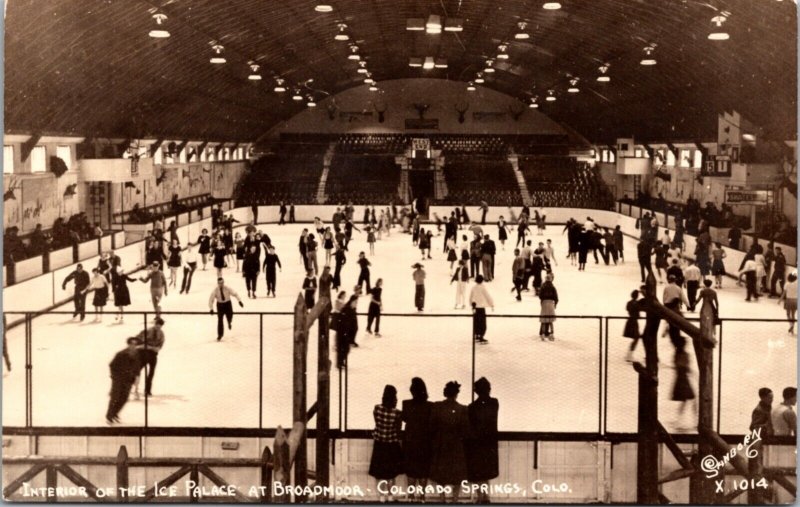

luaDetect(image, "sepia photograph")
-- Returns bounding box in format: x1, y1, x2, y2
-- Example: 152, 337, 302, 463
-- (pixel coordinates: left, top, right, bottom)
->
1, 0, 797, 504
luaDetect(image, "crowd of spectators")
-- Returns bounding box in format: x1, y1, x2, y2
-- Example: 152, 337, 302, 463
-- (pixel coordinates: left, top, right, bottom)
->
4, 212, 101, 265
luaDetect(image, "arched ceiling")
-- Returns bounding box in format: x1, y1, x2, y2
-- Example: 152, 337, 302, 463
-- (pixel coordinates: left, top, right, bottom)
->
4, 0, 797, 144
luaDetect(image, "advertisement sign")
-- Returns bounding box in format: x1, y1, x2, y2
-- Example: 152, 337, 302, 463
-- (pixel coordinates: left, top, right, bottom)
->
725, 189, 769, 205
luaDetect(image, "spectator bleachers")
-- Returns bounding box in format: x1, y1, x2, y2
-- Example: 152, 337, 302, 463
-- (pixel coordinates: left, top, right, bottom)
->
520, 156, 614, 209
442, 155, 522, 206
335, 134, 409, 154
236, 153, 324, 205
326, 154, 401, 204
432, 135, 508, 155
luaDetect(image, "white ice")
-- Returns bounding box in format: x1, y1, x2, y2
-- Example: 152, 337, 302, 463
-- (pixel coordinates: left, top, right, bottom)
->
2, 220, 796, 435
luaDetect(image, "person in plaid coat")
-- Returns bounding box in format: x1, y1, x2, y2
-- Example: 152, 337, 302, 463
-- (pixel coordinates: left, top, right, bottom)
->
369, 385, 403, 501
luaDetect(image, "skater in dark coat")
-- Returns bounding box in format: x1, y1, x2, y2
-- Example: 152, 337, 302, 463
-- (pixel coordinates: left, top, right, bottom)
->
341, 295, 360, 347
106, 337, 142, 424
262, 246, 281, 297
672, 344, 696, 430
63, 264, 91, 321
242, 245, 260, 298
369, 385, 404, 502
402, 378, 433, 500
111, 265, 136, 323
333, 246, 346, 291
577, 229, 591, 271
196, 229, 211, 270
429, 381, 470, 503
624, 289, 641, 361
466, 377, 499, 503
302, 269, 317, 309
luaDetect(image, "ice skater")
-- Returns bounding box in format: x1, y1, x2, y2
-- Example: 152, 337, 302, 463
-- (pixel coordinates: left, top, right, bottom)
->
357, 252, 371, 292
497, 216, 510, 250
140, 262, 168, 317
208, 277, 244, 341
511, 249, 525, 301
367, 224, 377, 256
366, 279, 383, 337
242, 245, 260, 298
413, 263, 426, 311
111, 263, 136, 322
131, 317, 165, 399
624, 290, 641, 361
212, 236, 228, 277
62, 263, 91, 321
302, 269, 318, 309
263, 246, 282, 297
470, 275, 494, 343
106, 336, 142, 425
197, 228, 211, 270
166, 239, 182, 288
451, 259, 469, 309
83, 268, 111, 322
778, 273, 797, 333
180, 244, 198, 294
671, 344, 696, 431
538, 272, 558, 340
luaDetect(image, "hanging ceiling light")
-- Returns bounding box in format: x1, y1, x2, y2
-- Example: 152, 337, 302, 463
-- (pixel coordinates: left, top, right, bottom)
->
708, 13, 730, 40
348, 45, 360, 60
406, 18, 425, 31
292, 90, 304, 101
596, 63, 611, 82
529, 97, 539, 108
640, 43, 657, 65
409, 57, 423, 68
484, 59, 495, 73
434, 58, 448, 68
496, 44, 509, 60
315, 4, 333, 12
247, 63, 262, 80
369, 84, 379, 91
543, 2, 562, 9
209, 43, 226, 64
546, 89, 556, 101
364, 74, 375, 84
568, 77, 580, 93
148, 12, 170, 38
274, 78, 286, 92
357, 61, 369, 73
474, 72, 485, 84
307, 96, 317, 107
444, 18, 463, 31
467, 82, 476, 91
515, 21, 530, 40
425, 14, 442, 34
423, 56, 435, 69
335, 23, 349, 41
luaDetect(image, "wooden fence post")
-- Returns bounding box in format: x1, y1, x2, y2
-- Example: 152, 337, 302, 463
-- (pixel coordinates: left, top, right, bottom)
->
46, 465, 58, 502
293, 294, 308, 502
316, 301, 331, 501
272, 427, 290, 503
116, 446, 129, 503
260, 446, 272, 504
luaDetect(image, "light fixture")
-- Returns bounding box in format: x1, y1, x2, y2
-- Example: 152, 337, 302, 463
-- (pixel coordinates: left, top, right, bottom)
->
423, 56, 435, 69
444, 18, 463, 31
514, 21, 530, 40
307, 96, 317, 107
484, 59, 495, 73
742, 133, 756, 141
357, 61, 369, 73
248, 63, 261, 80
348, 45, 361, 60
474, 73, 485, 84
640, 43, 657, 65
335, 23, 349, 41
315, 4, 333, 12
148, 12, 170, 38
568, 78, 580, 93
409, 57, 423, 68
209, 44, 226, 64
406, 18, 425, 31
434, 58, 448, 68
529, 98, 539, 108
292, 90, 304, 101
467, 82, 476, 91
543, 2, 562, 9
546, 89, 556, 101
596, 63, 611, 82
708, 13, 730, 40
364, 75, 375, 84
425, 14, 442, 34
497, 44, 509, 59
369, 85, 379, 91
274, 78, 286, 93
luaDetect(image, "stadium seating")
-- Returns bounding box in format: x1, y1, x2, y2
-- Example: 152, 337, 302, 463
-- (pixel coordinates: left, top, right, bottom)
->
235, 153, 323, 205
326, 154, 401, 204
442, 155, 522, 206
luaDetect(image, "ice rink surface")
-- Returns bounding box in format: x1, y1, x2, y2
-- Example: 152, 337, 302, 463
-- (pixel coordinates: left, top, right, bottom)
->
3, 220, 796, 434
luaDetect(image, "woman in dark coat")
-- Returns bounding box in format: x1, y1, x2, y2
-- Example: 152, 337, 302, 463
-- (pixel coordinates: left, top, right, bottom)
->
672, 345, 696, 430
112, 263, 136, 322
402, 378, 433, 500
577, 229, 591, 271
624, 289, 641, 361
340, 295, 360, 349
331, 291, 349, 368
369, 385, 404, 501
429, 381, 470, 503
466, 377, 499, 503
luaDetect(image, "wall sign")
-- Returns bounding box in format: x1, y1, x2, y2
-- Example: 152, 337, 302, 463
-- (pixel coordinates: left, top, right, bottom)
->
725, 189, 769, 205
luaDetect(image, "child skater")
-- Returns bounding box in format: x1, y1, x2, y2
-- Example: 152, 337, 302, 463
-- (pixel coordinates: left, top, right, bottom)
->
367, 224, 377, 256
166, 238, 182, 288
323, 227, 335, 265
197, 228, 211, 270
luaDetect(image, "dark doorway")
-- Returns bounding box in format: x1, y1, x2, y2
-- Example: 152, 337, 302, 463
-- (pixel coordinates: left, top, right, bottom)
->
409, 170, 434, 214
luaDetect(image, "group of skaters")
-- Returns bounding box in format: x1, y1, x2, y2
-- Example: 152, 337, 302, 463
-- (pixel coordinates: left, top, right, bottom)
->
563, 217, 624, 269
367, 377, 499, 503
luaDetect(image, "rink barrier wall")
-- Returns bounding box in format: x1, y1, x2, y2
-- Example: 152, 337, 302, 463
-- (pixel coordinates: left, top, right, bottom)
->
1, 429, 795, 504
2, 201, 230, 316
4, 203, 795, 317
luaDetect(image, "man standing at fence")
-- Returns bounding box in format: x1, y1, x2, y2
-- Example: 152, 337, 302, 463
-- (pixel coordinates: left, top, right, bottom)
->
209, 277, 244, 341
106, 336, 142, 425
62, 263, 91, 322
